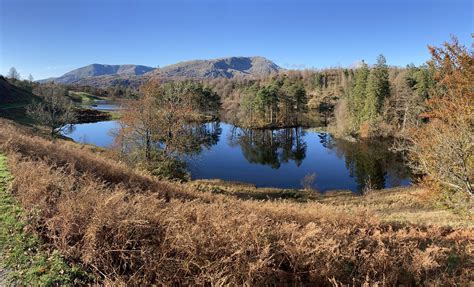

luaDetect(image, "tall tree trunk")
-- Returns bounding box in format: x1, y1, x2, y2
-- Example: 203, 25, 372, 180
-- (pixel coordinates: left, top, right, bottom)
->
270, 107, 273, 124
145, 130, 151, 161
402, 102, 409, 132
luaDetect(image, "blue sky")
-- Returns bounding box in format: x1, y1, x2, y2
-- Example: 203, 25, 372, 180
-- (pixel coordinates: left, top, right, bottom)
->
0, 0, 472, 80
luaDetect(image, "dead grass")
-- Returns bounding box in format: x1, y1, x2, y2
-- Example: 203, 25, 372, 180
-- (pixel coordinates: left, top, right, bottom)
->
314, 187, 473, 228
1, 123, 198, 202
190, 179, 319, 201
1, 120, 473, 286
192, 179, 473, 228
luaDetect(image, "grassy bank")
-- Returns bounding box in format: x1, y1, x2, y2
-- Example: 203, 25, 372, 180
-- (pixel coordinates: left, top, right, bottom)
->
0, 153, 86, 286
0, 120, 472, 285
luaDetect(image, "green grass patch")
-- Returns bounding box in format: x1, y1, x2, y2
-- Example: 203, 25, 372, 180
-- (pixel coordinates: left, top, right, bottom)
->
0, 154, 87, 286
68, 91, 104, 104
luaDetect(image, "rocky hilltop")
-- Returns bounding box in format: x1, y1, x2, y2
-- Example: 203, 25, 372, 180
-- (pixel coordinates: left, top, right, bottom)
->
153, 56, 281, 79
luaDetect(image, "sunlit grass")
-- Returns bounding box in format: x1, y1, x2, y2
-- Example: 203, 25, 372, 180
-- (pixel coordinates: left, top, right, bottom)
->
68, 91, 104, 104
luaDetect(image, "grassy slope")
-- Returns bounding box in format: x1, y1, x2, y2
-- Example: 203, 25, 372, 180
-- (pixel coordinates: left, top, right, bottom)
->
0, 79, 116, 127
68, 91, 120, 121
0, 153, 86, 286
0, 78, 44, 126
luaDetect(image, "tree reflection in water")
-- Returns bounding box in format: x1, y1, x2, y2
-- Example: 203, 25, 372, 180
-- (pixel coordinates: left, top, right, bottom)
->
224, 125, 410, 192
177, 121, 222, 156
228, 127, 307, 169
67, 119, 411, 191
319, 135, 411, 192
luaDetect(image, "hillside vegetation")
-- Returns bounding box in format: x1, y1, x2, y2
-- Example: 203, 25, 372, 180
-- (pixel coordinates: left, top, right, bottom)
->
0, 119, 472, 286
0, 38, 471, 286
0, 152, 85, 285
0, 76, 41, 125
0, 76, 39, 106
154, 56, 282, 79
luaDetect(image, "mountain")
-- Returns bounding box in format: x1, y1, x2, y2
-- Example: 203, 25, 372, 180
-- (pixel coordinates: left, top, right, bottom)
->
153, 56, 282, 79
38, 57, 282, 87
38, 64, 155, 84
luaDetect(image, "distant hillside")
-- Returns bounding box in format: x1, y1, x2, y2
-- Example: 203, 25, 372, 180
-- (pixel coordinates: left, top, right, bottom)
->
38, 57, 282, 87
0, 76, 40, 105
152, 56, 282, 79
0, 76, 42, 124
38, 64, 155, 84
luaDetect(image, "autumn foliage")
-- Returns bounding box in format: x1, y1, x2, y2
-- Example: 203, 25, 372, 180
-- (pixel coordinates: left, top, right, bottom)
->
406, 38, 473, 197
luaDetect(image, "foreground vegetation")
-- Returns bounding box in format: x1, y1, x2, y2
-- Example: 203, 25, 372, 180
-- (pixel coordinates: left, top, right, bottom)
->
192, 179, 472, 227
0, 153, 85, 286
0, 120, 472, 285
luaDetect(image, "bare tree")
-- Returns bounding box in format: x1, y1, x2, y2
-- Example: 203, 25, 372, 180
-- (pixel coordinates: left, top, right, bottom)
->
118, 79, 161, 161
27, 83, 76, 139
8, 67, 20, 81
28, 74, 34, 83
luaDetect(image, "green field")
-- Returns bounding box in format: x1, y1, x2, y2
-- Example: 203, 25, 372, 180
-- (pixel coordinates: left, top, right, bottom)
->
67, 91, 104, 104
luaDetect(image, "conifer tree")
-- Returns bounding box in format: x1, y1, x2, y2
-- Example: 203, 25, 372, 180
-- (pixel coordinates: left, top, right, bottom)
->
348, 61, 369, 128
364, 55, 390, 123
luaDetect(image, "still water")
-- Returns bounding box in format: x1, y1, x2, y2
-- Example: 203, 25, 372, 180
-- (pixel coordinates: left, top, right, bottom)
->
63, 121, 411, 192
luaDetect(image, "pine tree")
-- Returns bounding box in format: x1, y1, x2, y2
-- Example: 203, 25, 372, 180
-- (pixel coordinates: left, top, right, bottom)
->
363, 55, 390, 123
348, 61, 369, 127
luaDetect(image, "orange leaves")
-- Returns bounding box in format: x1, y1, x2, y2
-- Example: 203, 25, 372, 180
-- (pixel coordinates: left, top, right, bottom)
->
407, 37, 474, 196
426, 37, 474, 124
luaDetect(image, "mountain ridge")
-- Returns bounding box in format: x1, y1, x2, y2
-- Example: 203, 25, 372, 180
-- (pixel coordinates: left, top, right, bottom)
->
38, 57, 282, 86
38, 64, 155, 84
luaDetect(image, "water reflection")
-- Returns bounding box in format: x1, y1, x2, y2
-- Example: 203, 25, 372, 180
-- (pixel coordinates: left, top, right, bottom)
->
88, 100, 121, 111
64, 120, 411, 191
228, 127, 307, 169
223, 125, 410, 191
177, 122, 222, 155
329, 138, 410, 191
